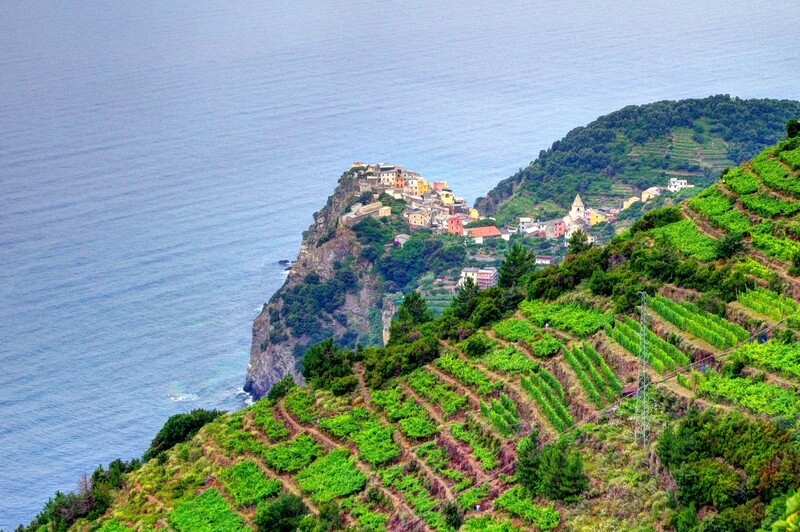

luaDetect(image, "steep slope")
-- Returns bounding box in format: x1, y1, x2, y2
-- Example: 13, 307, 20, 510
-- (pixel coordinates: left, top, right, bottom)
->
246, 98, 800, 400
244, 168, 388, 398
476, 96, 800, 225
47, 132, 800, 532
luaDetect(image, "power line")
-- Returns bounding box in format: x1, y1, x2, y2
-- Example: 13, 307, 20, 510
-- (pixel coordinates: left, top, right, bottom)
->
398, 314, 785, 530
635, 292, 651, 446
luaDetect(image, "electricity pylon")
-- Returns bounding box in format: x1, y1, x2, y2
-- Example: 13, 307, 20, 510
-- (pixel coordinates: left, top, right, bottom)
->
635, 292, 651, 446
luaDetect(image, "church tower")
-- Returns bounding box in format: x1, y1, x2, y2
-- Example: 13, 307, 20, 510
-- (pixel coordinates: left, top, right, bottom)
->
569, 193, 585, 221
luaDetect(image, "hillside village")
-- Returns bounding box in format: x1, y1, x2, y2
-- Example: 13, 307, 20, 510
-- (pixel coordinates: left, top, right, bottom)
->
343, 163, 696, 249
512, 177, 695, 243
341, 163, 484, 236
338, 164, 699, 292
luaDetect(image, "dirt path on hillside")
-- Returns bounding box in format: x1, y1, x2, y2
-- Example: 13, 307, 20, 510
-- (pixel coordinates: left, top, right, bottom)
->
681, 203, 727, 240
400, 382, 491, 485
277, 398, 429, 530
354, 362, 372, 404
427, 363, 483, 410
447, 345, 556, 437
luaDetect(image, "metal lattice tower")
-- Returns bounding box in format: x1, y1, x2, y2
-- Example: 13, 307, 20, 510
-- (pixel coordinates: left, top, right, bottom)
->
635, 292, 651, 445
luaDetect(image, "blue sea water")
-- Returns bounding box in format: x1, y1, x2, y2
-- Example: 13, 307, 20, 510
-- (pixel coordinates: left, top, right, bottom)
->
1, 1, 799, 527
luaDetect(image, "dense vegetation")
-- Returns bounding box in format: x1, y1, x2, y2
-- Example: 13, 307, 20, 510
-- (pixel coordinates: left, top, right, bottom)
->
476, 96, 800, 224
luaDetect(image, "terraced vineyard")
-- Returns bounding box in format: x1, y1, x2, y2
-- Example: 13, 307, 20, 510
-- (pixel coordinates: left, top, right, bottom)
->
649, 296, 749, 349
689, 141, 800, 265
88, 272, 800, 531
607, 316, 691, 374
562, 342, 622, 406
64, 135, 800, 532
737, 285, 799, 322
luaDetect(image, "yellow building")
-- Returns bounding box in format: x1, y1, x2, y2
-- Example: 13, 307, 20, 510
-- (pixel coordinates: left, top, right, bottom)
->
417, 178, 431, 195
438, 189, 454, 205
622, 196, 640, 210
641, 187, 661, 202
589, 212, 607, 226
407, 211, 431, 227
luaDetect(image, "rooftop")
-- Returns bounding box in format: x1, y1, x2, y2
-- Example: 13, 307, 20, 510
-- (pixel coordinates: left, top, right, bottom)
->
468, 226, 502, 238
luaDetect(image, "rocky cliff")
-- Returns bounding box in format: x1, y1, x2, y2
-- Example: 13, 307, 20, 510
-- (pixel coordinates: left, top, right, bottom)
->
244, 171, 391, 398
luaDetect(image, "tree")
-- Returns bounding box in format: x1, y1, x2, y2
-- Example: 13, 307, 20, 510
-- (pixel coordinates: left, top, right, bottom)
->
470, 298, 501, 328
317, 501, 344, 530
788, 118, 800, 139
516, 431, 541, 495
143, 409, 222, 461
441, 501, 463, 529
717, 233, 744, 259
266, 374, 296, 401
771, 488, 800, 531
538, 440, 588, 502
301, 338, 356, 395
452, 277, 480, 319
567, 229, 592, 254
465, 218, 499, 228
397, 290, 432, 324
255, 494, 309, 532
498, 243, 535, 287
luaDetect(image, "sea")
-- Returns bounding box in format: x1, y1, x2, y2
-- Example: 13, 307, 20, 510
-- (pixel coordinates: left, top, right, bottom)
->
1, 0, 799, 527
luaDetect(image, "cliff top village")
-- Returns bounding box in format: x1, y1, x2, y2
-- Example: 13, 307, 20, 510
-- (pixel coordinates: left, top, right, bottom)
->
342, 163, 695, 246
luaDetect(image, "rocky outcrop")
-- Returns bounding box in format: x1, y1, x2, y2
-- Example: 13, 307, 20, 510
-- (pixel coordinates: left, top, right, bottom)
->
244, 172, 384, 399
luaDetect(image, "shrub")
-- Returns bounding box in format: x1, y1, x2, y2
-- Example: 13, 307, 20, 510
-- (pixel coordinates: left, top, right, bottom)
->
266, 374, 296, 401
143, 409, 222, 461
254, 494, 309, 532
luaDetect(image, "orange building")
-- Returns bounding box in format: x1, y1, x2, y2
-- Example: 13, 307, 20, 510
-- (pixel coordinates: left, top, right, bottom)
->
468, 225, 502, 244
447, 215, 464, 236
393, 169, 405, 189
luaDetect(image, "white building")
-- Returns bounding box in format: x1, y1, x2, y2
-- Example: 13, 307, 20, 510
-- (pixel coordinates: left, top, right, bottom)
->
562, 194, 586, 225
667, 177, 695, 193
459, 267, 499, 289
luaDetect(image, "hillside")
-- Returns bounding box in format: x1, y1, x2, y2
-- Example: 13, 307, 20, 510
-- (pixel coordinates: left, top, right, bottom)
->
475, 96, 800, 226
25, 127, 800, 532
246, 97, 800, 400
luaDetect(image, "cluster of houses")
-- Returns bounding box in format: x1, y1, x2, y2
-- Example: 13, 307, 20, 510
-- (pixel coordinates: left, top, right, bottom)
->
340, 165, 697, 291
513, 194, 601, 244
514, 177, 696, 242
340, 162, 483, 233
622, 177, 694, 210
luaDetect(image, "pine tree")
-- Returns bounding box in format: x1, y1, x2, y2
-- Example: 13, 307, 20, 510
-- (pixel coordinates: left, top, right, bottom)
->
567, 229, 592, 254
398, 290, 432, 324
560, 449, 589, 502
498, 243, 535, 288
515, 431, 541, 496
788, 118, 799, 139
453, 277, 480, 319
537, 439, 588, 502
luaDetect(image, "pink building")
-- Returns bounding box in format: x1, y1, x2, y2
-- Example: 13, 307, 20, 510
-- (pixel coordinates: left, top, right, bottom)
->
447, 215, 464, 236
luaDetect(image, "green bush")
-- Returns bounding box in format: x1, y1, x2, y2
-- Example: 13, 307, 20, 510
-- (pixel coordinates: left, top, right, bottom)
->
254, 494, 309, 532
266, 374, 296, 401
144, 409, 222, 461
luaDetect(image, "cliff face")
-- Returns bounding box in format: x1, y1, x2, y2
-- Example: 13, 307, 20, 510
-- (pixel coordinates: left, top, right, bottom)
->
244, 172, 389, 398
